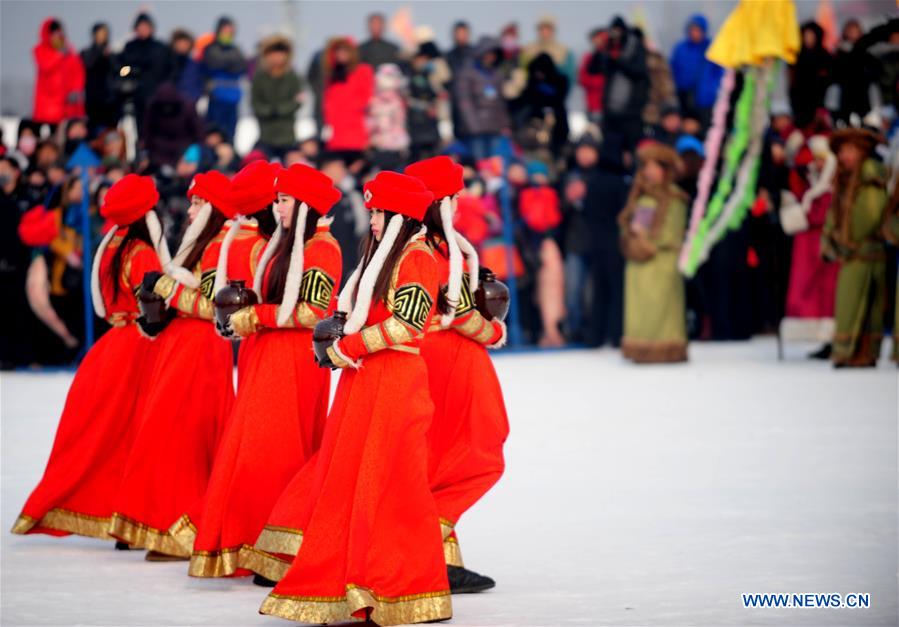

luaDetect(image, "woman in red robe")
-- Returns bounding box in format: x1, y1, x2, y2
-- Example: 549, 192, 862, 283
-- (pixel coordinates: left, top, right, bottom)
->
182, 164, 342, 578
12, 175, 168, 540
406, 156, 508, 592
109, 163, 276, 559
259, 172, 451, 625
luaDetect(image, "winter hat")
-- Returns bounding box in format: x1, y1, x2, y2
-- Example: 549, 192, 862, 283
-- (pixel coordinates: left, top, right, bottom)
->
18, 205, 59, 247
637, 140, 682, 171
171, 170, 234, 273
92, 174, 172, 318
339, 172, 432, 337
405, 156, 478, 327
375, 63, 406, 91
133, 12, 154, 30
214, 160, 279, 297
526, 160, 550, 180
675, 134, 705, 158
362, 171, 433, 221
254, 163, 342, 326
829, 127, 883, 155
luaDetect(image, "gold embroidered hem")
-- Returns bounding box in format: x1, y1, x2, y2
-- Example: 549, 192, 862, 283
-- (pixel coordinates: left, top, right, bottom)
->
167, 514, 198, 555
189, 545, 244, 577
108, 513, 190, 557
438, 518, 455, 541
261, 584, 452, 626
621, 337, 688, 364
11, 509, 113, 540
255, 525, 303, 556
443, 535, 464, 568
238, 545, 292, 581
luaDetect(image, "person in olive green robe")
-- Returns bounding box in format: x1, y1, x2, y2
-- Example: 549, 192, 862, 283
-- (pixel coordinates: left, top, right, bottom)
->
618, 142, 689, 363
822, 128, 888, 367
882, 183, 899, 365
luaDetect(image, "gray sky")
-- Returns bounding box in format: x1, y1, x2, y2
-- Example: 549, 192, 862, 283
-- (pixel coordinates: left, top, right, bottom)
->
2, 0, 895, 119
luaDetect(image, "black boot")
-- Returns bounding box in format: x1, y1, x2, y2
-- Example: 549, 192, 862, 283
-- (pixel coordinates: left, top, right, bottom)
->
114, 541, 134, 551
447, 565, 495, 593
808, 343, 832, 360
253, 574, 277, 588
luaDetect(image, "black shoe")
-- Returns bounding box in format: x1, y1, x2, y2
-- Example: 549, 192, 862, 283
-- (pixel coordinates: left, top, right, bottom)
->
115, 541, 134, 550
447, 565, 495, 594
253, 574, 277, 588
808, 343, 832, 360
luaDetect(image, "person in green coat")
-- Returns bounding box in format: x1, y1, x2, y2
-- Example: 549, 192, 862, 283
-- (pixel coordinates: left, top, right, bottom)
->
618, 141, 689, 363
251, 35, 303, 160
821, 127, 888, 368
880, 181, 899, 365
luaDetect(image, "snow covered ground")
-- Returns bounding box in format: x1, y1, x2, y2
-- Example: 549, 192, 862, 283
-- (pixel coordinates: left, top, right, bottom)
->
2, 338, 897, 626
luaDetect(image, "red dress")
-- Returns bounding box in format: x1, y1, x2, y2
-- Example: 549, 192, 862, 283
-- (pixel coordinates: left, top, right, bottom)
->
785, 191, 838, 319
186, 227, 341, 577
12, 233, 161, 539
109, 223, 264, 556
260, 239, 452, 626
420, 240, 508, 566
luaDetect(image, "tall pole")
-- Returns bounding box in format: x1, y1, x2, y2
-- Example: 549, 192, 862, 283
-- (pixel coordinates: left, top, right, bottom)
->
79, 166, 94, 354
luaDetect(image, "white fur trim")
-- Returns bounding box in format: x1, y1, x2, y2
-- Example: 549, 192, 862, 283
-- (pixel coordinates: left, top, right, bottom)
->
487, 320, 508, 349
146, 211, 173, 272
801, 152, 836, 214
90, 226, 119, 319
343, 214, 404, 335
317, 215, 334, 228
336, 261, 363, 313
252, 222, 283, 298
439, 196, 464, 328
172, 202, 211, 267
332, 339, 361, 369
277, 202, 310, 327
212, 217, 245, 297
455, 231, 479, 294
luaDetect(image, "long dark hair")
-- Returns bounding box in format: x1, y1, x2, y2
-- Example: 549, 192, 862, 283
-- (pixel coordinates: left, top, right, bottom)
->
356, 211, 423, 305
252, 206, 278, 237
421, 199, 448, 259
264, 202, 319, 303
180, 207, 228, 271
107, 212, 154, 300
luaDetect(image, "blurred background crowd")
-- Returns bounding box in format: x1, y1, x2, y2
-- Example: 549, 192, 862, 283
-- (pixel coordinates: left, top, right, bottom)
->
1, 2, 898, 367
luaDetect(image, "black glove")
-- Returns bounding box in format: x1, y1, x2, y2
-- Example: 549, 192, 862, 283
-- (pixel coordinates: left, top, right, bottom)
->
136, 308, 175, 339
141, 271, 163, 294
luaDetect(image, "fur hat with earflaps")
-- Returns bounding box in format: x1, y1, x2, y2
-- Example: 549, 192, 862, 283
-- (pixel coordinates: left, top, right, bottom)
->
405, 156, 479, 327
91, 174, 172, 319
336, 171, 433, 336
829, 127, 883, 156
636, 140, 682, 172
253, 163, 342, 326
214, 160, 279, 297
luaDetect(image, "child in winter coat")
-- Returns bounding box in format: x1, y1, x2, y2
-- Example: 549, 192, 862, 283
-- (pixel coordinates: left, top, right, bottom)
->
368, 63, 410, 171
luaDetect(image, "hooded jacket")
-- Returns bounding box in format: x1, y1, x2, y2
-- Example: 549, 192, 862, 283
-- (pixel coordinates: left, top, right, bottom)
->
454, 37, 510, 136
32, 19, 85, 124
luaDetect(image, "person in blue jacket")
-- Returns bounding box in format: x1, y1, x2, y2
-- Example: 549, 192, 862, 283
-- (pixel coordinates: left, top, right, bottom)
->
670, 14, 722, 129
201, 16, 247, 142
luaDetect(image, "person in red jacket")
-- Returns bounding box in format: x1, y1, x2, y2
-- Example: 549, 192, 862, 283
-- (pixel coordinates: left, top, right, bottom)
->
32, 18, 85, 127
180, 164, 342, 579
12, 175, 168, 540
259, 172, 451, 625
321, 37, 374, 158
108, 168, 268, 559
578, 28, 608, 128
405, 156, 508, 593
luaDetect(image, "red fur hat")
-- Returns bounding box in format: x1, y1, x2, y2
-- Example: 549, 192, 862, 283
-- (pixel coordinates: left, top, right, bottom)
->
18, 205, 59, 247
275, 163, 342, 215
188, 170, 236, 217
100, 174, 159, 225
362, 171, 433, 221
230, 160, 279, 216
404, 156, 464, 200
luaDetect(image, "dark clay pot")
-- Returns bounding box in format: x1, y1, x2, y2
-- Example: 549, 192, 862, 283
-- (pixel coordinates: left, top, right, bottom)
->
313, 311, 347, 366
475, 267, 510, 322
138, 288, 167, 325
214, 280, 258, 330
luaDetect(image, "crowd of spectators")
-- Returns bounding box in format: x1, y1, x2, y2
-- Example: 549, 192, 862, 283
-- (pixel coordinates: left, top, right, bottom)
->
2, 10, 899, 366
